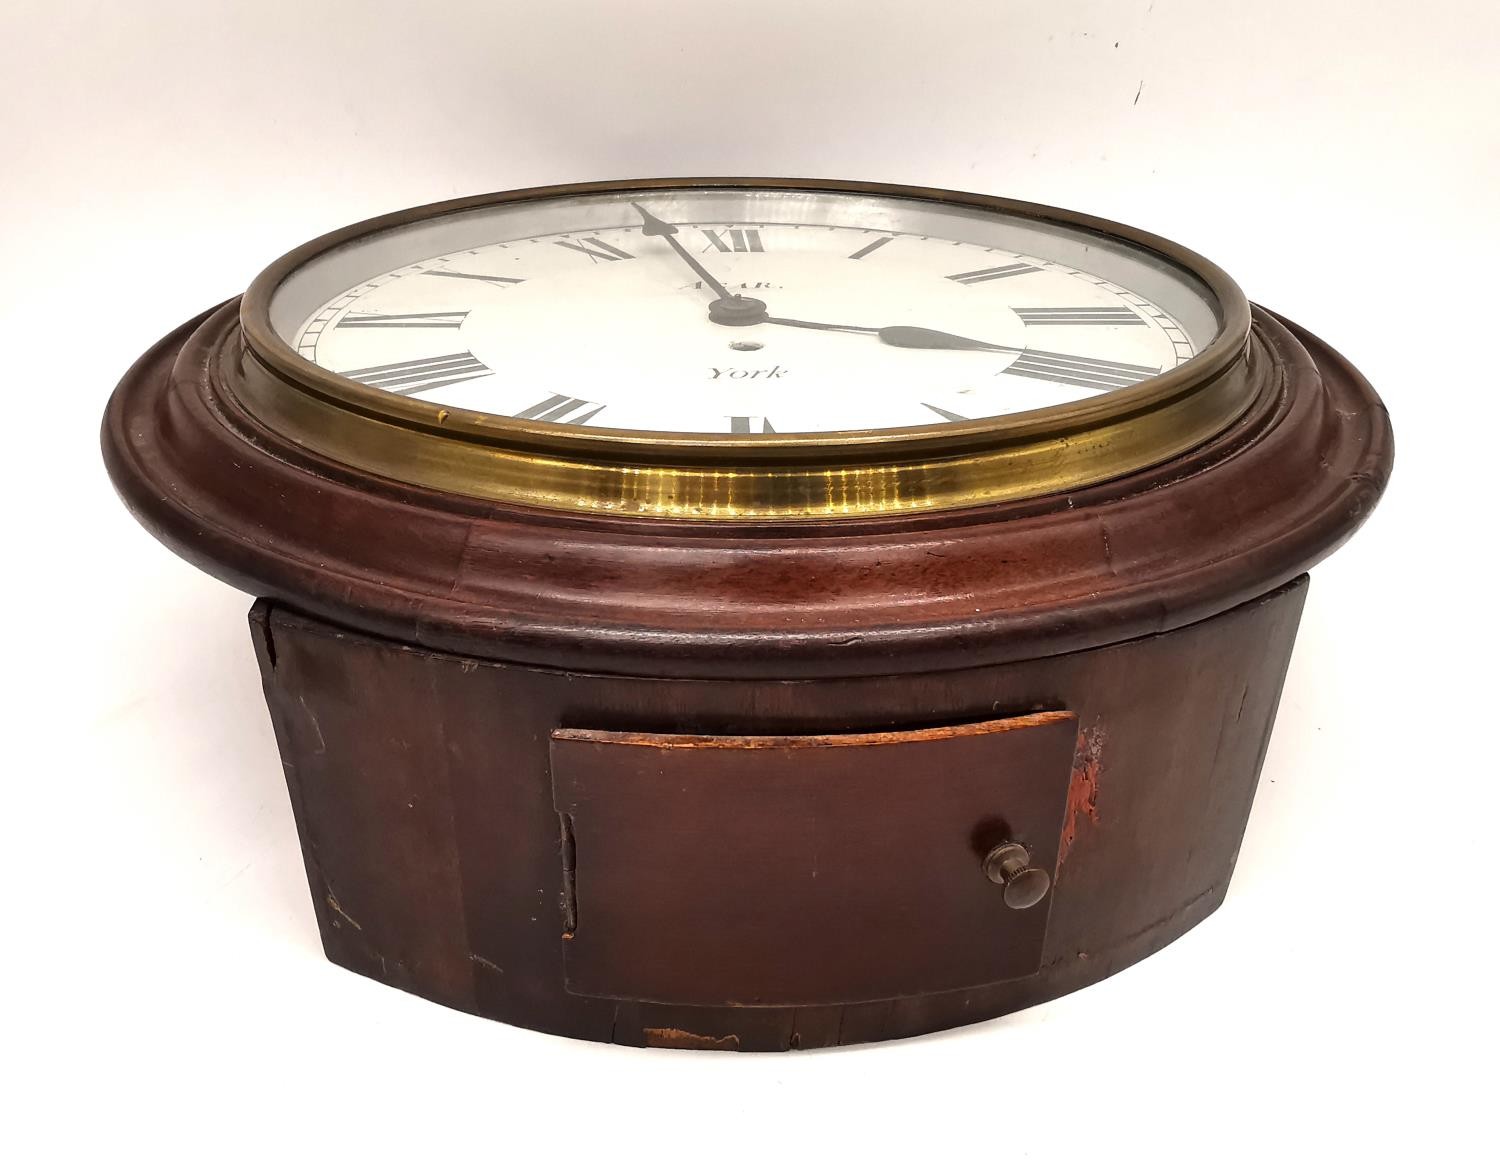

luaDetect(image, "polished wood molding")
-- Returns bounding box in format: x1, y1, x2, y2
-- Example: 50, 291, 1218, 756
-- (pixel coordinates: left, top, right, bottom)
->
103, 302, 1389, 678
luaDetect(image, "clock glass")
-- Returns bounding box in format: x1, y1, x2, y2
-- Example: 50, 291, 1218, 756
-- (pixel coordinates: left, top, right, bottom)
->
260, 186, 1228, 437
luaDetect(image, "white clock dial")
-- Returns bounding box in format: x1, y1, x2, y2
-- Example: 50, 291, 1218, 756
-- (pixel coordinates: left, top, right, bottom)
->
269, 188, 1223, 436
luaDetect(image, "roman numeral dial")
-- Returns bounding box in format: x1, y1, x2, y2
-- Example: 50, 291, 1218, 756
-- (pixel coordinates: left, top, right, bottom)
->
514, 394, 606, 425
1002, 350, 1160, 392
728, 415, 777, 433
293, 197, 1204, 436
336, 311, 468, 329
702, 228, 764, 253
946, 262, 1041, 284
338, 351, 491, 397
554, 238, 634, 263
1014, 306, 1144, 327
424, 269, 525, 286
848, 236, 895, 260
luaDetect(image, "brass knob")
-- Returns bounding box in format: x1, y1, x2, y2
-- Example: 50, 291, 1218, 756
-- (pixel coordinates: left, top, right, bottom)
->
983, 842, 1051, 910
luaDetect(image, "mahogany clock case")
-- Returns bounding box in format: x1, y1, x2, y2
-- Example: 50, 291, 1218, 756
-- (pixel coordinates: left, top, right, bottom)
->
100, 180, 1393, 1049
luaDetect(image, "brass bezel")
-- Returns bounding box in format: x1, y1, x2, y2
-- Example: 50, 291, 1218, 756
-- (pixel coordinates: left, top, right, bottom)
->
237, 177, 1254, 519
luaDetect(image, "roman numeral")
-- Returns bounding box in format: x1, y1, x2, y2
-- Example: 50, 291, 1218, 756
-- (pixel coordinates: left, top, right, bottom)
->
337, 310, 469, 329
728, 415, 777, 433
946, 262, 1042, 284
1014, 306, 1144, 326
515, 394, 605, 424
554, 237, 634, 262
701, 228, 764, 253
922, 403, 968, 423
424, 269, 525, 286
1003, 349, 1160, 392
848, 236, 895, 260
338, 351, 491, 396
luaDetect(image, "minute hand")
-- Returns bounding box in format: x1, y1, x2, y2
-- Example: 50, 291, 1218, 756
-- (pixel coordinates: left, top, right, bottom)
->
630, 201, 738, 303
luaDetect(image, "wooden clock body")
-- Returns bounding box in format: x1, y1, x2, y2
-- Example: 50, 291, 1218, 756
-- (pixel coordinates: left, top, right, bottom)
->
102, 206, 1391, 1049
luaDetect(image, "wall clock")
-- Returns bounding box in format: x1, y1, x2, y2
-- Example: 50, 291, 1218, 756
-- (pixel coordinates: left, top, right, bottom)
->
102, 178, 1392, 1050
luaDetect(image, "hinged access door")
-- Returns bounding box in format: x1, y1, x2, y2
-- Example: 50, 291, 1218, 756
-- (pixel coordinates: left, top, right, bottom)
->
550, 712, 1079, 1007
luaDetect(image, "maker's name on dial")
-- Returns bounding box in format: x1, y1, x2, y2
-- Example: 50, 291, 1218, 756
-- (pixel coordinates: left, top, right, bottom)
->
711, 365, 788, 379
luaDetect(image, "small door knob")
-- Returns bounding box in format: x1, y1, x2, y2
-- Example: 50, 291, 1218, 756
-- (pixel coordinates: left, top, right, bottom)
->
983, 842, 1051, 910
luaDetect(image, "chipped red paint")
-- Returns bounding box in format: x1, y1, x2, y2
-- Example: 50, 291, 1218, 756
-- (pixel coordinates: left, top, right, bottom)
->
1059, 727, 1105, 865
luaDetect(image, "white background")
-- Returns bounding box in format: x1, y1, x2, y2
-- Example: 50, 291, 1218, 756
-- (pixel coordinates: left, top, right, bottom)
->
3, 2, 1495, 1168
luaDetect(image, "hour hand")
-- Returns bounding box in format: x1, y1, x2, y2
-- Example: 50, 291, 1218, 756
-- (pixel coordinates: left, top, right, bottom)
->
761, 316, 1022, 355
875, 325, 1017, 354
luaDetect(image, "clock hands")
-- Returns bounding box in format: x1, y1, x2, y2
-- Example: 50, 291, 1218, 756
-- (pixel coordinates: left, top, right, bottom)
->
630, 203, 1023, 355
632, 201, 776, 326
631, 201, 740, 304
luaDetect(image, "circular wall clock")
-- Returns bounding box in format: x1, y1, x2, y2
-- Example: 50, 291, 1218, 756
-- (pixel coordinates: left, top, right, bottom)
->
102, 178, 1392, 1050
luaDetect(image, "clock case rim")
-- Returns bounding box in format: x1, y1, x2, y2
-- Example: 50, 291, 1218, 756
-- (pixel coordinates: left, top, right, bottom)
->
236, 177, 1253, 519
101, 298, 1392, 679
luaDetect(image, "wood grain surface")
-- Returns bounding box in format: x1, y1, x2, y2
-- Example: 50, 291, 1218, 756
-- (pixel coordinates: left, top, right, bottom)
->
551, 713, 1078, 1006
106, 303, 1390, 678
252, 575, 1306, 1049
